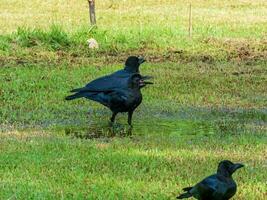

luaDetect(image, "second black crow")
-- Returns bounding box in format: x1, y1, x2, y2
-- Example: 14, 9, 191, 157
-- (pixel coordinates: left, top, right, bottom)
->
65, 74, 152, 126
177, 160, 244, 200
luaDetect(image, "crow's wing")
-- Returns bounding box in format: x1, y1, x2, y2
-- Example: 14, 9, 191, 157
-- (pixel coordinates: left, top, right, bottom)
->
81, 89, 128, 108
83, 70, 131, 91
212, 175, 234, 200
109, 90, 129, 106
70, 76, 129, 93
192, 175, 218, 199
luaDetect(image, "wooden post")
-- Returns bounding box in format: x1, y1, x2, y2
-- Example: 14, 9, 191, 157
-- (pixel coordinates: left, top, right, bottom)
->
188, 3, 192, 37
88, 0, 96, 25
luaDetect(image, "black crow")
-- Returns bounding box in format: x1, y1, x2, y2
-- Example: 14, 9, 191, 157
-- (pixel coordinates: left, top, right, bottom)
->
71, 56, 147, 93
65, 74, 152, 126
177, 160, 244, 200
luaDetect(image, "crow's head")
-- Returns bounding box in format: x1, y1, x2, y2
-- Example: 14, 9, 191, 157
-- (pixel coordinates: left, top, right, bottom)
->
217, 160, 244, 177
128, 74, 153, 89
124, 56, 146, 73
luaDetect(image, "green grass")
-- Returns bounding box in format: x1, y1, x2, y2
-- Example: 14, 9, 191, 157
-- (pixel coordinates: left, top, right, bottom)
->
0, 62, 266, 128
0, 131, 266, 199
1, 61, 266, 199
0, 0, 267, 199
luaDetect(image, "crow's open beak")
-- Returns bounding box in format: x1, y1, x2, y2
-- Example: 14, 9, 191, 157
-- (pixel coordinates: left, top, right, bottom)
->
139, 79, 153, 87
139, 75, 153, 87
138, 57, 146, 64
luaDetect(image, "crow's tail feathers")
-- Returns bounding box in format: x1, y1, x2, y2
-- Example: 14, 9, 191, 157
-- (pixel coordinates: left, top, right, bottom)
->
176, 192, 192, 199
65, 92, 84, 100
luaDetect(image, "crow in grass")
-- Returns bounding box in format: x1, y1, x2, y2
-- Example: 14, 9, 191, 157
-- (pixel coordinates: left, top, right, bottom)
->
177, 160, 244, 200
65, 74, 152, 126
71, 56, 147, 93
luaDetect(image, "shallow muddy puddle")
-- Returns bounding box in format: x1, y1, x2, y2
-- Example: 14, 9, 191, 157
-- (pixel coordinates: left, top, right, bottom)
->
1, 107, 266, 139
62, 112, 266, 139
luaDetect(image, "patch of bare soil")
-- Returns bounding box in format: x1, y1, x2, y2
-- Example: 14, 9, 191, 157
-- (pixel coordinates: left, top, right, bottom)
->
203, 37, 267, 63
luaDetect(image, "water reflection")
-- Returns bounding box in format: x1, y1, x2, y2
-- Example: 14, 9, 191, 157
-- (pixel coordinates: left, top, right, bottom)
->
65, 123, 133, 139
64, 116, 264, 140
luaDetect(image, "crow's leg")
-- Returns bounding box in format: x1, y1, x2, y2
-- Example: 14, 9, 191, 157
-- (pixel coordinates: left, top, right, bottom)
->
110, 112, 118, 124
127, 111, 134, 127
126, 125, 133, 136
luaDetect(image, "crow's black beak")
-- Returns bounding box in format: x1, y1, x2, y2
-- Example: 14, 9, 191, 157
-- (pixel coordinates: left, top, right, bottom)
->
138, 57, 146, 64
231, 163, 244, 173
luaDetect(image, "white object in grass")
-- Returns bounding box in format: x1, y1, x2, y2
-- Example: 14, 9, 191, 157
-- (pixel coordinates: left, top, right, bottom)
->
87, 38, 99, 49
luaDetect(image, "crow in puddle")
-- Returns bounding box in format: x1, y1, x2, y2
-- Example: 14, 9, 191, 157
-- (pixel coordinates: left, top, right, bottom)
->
71, 56, 148, 93
177, 160, 244, 200
65, 74, 152, 126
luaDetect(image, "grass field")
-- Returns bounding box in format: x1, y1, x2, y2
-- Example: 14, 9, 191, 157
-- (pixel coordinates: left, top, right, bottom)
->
0, 0, 267, 199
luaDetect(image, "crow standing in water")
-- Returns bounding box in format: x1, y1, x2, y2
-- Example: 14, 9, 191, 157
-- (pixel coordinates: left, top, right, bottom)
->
177, 160, 244, 200
72, 56, 147, 92
65, 74, 152, 126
